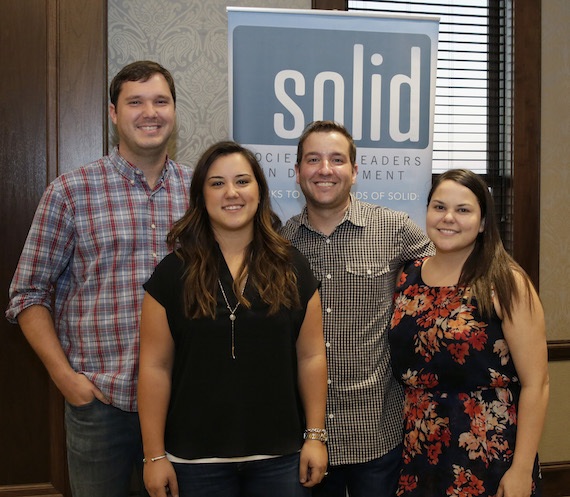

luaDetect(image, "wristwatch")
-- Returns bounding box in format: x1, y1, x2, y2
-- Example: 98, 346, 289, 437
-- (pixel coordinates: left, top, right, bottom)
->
303, 428, 328, 444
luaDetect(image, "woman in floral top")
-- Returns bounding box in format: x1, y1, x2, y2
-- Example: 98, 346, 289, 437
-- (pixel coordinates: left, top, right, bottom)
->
389, 169, 548, 497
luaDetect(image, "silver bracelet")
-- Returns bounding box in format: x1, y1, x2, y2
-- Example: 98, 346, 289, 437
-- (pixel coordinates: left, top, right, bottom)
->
143, 454, 167, 463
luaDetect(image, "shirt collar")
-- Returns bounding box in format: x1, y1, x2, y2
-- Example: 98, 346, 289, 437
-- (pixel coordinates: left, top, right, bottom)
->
110, 145, 171, 187
297, 193, 366, 234
344, 194, 367, 228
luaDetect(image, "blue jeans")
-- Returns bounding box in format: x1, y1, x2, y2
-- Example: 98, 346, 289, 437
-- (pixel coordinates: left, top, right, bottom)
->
173, 452, 310, 497
65, 399, 147, 497
312, 444, 402, 497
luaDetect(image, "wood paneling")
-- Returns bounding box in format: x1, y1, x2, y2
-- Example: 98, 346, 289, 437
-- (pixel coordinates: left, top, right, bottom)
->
542, 461, 570, 497
547, 342, 570, 362
0, 0, 106, 495
57, 0, 108, 176
0, 0, 51, 486
313, 0, 346, 9
513, 0, 541, 289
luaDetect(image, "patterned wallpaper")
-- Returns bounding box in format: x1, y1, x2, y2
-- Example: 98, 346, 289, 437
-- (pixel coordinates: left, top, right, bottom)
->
108, 0, 310, 168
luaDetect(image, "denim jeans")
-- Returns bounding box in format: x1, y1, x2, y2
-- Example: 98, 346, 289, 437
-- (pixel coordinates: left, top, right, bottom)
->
65, 398, 147, 497
312, 444, 403, 497
173, 452, 310, 497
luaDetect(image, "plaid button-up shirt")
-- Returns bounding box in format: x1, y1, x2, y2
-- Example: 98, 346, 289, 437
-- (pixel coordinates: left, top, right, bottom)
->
281, 195, 433, 465
6, 146, 192, 412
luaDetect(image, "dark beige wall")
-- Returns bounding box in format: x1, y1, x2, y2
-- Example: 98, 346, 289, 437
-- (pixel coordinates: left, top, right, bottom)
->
539, 0, 570, 468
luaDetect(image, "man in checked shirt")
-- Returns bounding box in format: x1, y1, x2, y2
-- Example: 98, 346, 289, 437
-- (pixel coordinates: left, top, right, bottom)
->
281, 121, 433, 497
6, 61, 192, 497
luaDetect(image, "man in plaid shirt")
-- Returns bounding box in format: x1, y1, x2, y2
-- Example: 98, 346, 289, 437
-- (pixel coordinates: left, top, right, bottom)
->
281, 121, 433, 497
6, 61, 192, 497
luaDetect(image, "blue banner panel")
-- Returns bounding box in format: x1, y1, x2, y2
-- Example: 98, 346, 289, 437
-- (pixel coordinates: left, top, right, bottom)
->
228, 8, 439, 228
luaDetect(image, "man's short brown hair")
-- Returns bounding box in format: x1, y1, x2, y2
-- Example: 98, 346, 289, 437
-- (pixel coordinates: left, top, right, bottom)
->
296, 121, 356, 168
109, 60, 176, 107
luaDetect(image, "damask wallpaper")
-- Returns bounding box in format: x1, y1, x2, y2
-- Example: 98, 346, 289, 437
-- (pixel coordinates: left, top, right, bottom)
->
108, 0, 310, 168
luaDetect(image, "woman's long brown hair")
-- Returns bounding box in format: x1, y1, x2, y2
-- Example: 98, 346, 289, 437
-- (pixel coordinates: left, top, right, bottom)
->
427, 169, 533, 320
167, 141, 300, 319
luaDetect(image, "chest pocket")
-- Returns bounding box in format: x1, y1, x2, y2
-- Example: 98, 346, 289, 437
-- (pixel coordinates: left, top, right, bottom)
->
346, 262, 390, 278
345, 261, 394, 303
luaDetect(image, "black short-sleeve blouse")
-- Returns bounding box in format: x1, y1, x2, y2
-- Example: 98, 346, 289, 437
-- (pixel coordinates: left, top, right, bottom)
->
143, 245, 319, 459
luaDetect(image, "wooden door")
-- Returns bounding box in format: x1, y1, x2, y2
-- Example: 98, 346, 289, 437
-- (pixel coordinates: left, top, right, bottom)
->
0, 1, 106, 495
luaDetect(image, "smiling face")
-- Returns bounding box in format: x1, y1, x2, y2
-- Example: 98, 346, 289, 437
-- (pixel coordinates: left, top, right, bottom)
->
295, 131, 357, 214
109, 73, 175, 164
426, 179, 485, 258
203, 153, 260, 239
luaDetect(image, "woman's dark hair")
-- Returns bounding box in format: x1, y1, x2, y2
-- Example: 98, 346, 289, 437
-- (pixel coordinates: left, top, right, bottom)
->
167, 141, 300, 318
428, 169, 533, 319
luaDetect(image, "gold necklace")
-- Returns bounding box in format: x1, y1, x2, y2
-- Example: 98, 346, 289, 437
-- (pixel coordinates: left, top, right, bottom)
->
218, 275, 248, 359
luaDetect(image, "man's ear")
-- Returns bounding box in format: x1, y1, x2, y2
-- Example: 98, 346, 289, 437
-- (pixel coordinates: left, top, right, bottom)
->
352, 163, 358, 185
109, 103, 118, 125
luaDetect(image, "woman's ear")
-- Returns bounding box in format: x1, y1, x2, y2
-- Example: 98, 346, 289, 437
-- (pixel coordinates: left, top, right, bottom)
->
479, 217, 486, 233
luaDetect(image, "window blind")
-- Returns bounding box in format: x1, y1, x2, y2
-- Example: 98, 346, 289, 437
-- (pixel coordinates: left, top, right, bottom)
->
348, 0, 513, 249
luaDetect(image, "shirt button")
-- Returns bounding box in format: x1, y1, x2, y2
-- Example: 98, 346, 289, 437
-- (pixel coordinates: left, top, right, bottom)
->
328, 413, 335, 419
151, 224, 156, 229
326, 238, 331, 244
367, 269, 372, 275
326, 308, 332, 314
326, 274, 332, 280
152, 252, 158, 258
325, 342, 331, 348
130, 179, 135, 185
327, 379, 332, 385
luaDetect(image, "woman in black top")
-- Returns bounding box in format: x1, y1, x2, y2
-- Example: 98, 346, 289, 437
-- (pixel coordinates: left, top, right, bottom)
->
138, 142, 328, 497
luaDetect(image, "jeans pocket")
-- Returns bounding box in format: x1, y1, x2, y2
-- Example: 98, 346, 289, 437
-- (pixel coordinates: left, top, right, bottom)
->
66, 396, 98, 410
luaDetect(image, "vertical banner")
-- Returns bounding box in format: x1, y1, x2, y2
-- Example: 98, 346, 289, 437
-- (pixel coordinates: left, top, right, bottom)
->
228, 8, 439, 229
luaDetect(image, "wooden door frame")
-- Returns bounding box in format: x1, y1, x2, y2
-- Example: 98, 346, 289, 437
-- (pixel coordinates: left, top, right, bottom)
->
0, 1, 107, 495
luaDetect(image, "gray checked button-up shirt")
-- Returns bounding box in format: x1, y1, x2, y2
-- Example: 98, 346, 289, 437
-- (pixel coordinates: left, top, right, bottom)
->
281, 195, 433, 465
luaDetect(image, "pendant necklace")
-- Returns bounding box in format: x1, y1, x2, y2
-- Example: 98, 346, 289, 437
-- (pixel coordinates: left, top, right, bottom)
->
218, 275, 248, 359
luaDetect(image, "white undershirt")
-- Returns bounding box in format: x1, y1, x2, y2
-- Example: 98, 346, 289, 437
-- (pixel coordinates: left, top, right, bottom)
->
167, 452, 282, 464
